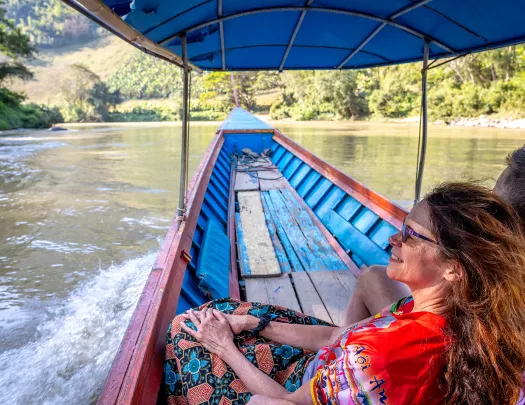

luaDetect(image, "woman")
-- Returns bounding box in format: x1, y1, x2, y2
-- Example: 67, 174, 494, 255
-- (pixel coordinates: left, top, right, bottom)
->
343, 145, 525, 327
165, 182, 525, 405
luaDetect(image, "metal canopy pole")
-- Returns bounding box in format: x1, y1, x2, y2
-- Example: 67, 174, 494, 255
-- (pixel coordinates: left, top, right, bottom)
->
178, 33, 190, 224
414, 39, 430, 204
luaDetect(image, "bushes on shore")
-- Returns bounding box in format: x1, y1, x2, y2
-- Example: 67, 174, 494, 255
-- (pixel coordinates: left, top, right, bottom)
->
0, 89, 62, 130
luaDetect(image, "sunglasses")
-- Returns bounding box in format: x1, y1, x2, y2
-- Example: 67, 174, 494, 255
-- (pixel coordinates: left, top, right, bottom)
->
401, 218, 438, 245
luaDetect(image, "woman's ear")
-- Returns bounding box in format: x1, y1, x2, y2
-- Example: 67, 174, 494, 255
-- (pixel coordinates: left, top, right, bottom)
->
443, 260, 463, 283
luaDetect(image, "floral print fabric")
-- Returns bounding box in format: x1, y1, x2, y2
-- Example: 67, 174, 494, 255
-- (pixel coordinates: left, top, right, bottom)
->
165, 298, 332, 405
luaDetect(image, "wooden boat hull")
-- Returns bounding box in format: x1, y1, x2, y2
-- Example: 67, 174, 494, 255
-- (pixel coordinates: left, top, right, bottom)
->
98, 108, 407, 405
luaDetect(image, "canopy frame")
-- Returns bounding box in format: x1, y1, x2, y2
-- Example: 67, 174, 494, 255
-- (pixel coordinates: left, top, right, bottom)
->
278, 0, 315, 72
337, 0, 433, 69
65, 0, 202, 72
414, 39, 430, 204
178, 34, 191, 224
158, 5, 456, 56
218, 0, 226, 70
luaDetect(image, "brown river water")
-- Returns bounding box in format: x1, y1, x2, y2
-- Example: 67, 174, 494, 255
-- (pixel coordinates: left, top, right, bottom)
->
0, 121, 523, 404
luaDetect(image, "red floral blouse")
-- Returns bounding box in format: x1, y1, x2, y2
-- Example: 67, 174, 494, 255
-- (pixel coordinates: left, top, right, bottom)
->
310, 297, 448, 405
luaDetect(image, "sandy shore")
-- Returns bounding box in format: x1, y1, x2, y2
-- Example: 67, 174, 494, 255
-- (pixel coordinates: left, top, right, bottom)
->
397, 115, 525, 129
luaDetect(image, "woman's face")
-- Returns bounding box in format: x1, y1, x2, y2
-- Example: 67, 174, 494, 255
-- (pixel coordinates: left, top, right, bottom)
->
386, 201, 450, 290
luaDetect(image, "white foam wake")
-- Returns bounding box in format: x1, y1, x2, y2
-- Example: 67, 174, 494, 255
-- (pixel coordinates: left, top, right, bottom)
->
0, 252, 156, 405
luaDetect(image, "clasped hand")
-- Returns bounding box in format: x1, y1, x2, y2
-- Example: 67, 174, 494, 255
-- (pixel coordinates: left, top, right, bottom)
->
181, 308, 235, 356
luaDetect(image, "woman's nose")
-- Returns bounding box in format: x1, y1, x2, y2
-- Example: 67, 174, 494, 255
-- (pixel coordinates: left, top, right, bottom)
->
389, 231, 402, 247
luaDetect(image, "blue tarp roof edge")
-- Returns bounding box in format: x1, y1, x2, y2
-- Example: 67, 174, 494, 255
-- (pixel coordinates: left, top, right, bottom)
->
75, 0, 525, 71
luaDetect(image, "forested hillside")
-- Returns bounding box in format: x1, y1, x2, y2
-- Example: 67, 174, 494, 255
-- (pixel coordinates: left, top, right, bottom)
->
3, 0, 525, 126
5, 0, 99, 46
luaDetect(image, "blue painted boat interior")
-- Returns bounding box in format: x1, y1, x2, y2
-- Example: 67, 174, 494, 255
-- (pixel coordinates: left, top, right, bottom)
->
220, 107, 273, 130
101, 0, 525, 71
269, 141, 397, 269
176, 108, 398, 313
176, 146, 232, 313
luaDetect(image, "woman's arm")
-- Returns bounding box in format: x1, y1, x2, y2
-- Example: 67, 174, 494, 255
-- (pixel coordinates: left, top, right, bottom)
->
231, 313, 376, 351
184, 310, 350, 351
259, 322, 339, 352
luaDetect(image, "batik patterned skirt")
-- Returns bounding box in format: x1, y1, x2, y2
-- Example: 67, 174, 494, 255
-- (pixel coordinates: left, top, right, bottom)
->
165, 298, 332, 405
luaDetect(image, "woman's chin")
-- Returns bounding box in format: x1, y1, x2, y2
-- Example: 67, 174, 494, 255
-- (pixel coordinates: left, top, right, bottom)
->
386, 261, 402, 280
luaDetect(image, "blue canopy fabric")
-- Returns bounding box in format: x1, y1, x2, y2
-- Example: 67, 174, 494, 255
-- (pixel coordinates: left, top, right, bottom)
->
99, 0, 525, 71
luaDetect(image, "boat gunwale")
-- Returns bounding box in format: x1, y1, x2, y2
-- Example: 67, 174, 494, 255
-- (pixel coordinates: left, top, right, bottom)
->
272, 129, 407, 228
98, 131, 225, 405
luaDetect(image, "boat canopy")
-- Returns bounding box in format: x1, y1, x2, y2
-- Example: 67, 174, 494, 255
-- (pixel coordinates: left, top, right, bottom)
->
72, 0, 525, 71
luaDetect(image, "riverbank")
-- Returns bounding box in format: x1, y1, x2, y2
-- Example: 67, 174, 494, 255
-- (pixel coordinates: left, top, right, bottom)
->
5, 113, 525, 134
446, 116, 525, 129
395, 115, 525, 129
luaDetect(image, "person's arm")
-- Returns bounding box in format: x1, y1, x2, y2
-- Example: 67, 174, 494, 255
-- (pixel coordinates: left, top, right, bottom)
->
259, 322, 339, 352
183, 310, 344, 352
183, 309, 379, 352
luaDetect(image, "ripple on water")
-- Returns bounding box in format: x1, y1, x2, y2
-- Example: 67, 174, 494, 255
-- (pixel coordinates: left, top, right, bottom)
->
120, 216, 170, 230
29, 240, 106, 254
0, 252, 156, 405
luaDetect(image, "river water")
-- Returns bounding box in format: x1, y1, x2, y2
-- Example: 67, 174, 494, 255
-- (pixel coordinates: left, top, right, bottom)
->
0, 121, 523, 404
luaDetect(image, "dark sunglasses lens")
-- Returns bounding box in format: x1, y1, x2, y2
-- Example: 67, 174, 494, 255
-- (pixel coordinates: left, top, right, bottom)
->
401, 220, 407, 242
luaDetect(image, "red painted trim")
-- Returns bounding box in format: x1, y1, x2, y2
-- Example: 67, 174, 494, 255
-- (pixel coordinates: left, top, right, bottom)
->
283, 183, 362, 278
98, 133, 225, 405
273, 129, 407, 228
227, 159, 241, 299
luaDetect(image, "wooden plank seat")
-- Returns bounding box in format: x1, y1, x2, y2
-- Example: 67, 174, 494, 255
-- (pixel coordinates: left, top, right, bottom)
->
261, 188, 348, 272
234, 172, 259, 191
245, 271, 357, 326
245, 275, 301, 312
236, 191, 281, 277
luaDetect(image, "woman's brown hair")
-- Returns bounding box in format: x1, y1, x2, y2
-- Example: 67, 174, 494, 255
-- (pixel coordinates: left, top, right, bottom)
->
425, 182, 525, 405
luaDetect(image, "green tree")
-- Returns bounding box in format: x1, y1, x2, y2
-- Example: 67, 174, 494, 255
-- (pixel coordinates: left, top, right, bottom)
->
61, 64, 121, 122
0, 0, 35, 84
0, 1, 62, 130
107, 50, 182, 99
5, 0, 98, 47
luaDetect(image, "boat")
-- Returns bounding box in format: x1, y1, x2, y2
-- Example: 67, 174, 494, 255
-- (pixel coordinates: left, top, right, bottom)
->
61, 1, 525, 404
97, 107, 407, 404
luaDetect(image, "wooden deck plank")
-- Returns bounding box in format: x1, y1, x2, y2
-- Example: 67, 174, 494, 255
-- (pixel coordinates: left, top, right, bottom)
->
331, 271, 358, 297
307, 271, 357, 326
278, 189, 348, 271
265, 190, 327, 271
290, 272, 332, 323
234, 172, 259, 191
237, 191, 281, 277
260, 193, 292, 273
261, 193, 304, 272
245, 275, 301, 312
235, 212, 251, 276
258, 169, 287, 190
284, 184, 361, 277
